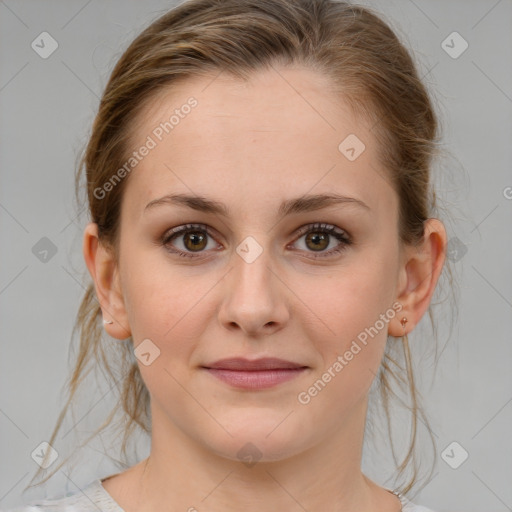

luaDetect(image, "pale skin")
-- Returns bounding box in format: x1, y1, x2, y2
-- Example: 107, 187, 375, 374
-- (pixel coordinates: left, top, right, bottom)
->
83, 65, 446, 512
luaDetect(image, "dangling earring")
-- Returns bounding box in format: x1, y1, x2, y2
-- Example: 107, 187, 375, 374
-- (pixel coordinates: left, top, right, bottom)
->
400, 316, 408, 332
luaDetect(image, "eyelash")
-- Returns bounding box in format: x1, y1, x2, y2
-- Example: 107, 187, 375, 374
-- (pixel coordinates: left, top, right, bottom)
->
161, 222, 352, 259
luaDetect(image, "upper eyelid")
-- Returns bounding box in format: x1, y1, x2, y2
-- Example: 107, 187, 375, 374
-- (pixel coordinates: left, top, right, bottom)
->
294, 222, 350, 238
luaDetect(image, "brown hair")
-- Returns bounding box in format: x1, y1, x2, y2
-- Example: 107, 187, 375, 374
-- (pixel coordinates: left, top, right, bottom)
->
27, 0, 454, 497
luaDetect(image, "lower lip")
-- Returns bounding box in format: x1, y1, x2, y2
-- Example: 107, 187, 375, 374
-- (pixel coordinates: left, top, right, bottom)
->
204, 368, 307, 389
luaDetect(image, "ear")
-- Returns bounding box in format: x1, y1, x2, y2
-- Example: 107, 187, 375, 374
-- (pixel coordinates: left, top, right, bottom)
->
82, 222, 131, 340
388, 218, 447, 336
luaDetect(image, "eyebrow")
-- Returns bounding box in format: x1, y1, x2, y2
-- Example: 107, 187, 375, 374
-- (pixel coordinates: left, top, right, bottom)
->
144, 192, 370, 217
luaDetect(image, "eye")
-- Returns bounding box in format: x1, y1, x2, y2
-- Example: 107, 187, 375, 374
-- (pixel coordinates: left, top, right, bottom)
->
161, 223, 220, 259
290, 222, 352, 258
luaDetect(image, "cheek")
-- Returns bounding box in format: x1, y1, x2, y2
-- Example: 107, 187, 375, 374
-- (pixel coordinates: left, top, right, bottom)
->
294, 253, 399, 414
300, 252, 398, 344
119, 248, 234, 388
124, 270, 209, 347
294, 258, 398, 416
120, 256, 215, 400
119, 242, 202, 344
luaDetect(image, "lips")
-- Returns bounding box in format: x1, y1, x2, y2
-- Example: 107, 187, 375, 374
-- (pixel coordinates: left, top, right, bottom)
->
203, 357, 307, 371
202, 358, 308, 390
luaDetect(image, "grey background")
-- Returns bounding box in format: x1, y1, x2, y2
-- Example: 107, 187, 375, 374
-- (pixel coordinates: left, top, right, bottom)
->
1, 1, 511, 511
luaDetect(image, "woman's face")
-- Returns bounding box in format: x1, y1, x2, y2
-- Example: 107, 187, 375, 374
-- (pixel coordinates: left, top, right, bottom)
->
112, 65, 407, 462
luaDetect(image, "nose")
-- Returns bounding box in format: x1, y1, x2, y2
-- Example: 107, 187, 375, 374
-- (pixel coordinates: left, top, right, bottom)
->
217, 243, 290, 337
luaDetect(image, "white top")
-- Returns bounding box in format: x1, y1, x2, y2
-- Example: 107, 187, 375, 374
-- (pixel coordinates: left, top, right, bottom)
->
2, 477, 437, 512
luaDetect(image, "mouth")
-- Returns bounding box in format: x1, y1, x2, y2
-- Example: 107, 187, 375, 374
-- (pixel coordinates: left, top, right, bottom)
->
203, 357, 307, 371
201, 357, 309, 390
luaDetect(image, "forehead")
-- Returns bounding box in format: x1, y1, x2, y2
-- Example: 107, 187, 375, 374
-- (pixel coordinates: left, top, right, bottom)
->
121, 65, 395, 223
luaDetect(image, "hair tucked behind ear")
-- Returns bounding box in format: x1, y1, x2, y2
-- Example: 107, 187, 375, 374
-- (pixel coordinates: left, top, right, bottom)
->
26, 0, 456, 496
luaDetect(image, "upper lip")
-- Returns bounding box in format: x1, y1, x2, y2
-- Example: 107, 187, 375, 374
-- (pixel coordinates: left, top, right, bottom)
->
203, 357, 307, 371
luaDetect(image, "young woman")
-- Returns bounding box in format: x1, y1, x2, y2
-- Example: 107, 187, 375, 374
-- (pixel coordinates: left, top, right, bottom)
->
5, 0, 449, 510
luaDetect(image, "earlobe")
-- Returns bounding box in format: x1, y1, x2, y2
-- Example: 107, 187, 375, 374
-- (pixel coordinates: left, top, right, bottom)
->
82, 222, 131, 340
389, 218, 447, 337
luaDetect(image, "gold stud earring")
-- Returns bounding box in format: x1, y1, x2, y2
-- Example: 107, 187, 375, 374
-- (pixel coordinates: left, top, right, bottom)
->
400, 317, 408, 330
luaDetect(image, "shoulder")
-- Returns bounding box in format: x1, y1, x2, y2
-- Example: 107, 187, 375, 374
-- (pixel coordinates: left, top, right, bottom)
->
0, 479, 124, 512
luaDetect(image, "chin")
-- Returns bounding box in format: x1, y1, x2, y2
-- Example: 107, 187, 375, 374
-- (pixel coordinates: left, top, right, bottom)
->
197, 411, 312, 465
